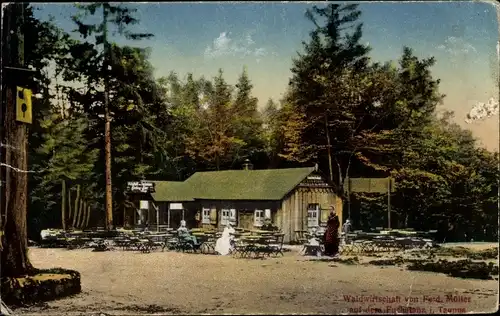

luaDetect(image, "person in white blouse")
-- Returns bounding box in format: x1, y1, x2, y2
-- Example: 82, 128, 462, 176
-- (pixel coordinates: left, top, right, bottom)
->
215, 223, 235, 256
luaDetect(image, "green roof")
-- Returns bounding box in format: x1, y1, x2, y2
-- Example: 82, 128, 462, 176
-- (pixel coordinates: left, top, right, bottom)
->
150, 167, 316, 202
150, 181, 195, 202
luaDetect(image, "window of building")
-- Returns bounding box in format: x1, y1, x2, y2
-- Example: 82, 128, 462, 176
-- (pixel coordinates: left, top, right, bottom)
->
229, 209, 237, 225
307, 204, 320, 227
202, 208, 211, 224
221, 209, 231, 226
254, 209, 264, 226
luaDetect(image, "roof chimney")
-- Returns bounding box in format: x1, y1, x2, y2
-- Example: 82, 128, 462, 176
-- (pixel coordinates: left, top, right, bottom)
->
242, 159, 253, 170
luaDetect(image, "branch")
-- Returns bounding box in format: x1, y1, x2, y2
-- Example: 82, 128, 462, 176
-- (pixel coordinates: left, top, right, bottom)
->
0, 142, 20, 151
0, 163, 45, 174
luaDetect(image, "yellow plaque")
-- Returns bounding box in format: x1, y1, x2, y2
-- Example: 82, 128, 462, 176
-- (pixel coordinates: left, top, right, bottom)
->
16, 86, 32, 124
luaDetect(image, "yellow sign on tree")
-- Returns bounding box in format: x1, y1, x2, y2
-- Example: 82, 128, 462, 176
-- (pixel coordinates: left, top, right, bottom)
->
16, 86, 32, 124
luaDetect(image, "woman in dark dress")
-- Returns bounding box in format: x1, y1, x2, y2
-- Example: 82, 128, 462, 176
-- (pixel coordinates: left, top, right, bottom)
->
323, 206, 340, 256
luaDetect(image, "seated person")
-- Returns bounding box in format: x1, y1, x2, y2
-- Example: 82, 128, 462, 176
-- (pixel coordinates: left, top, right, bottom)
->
215, 223, 235, 256
177, 220, 198, 247
261, 217, 279, 231
308, 227, 321, 245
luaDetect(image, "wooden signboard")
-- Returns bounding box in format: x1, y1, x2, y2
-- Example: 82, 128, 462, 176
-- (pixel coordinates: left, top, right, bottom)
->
126, 181, 155, 193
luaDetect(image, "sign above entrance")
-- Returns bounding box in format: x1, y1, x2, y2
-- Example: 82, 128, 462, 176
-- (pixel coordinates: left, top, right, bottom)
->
126, 181, 155, 193
169, 203, 183, 210
140, 201, 149, 210
306, 176, 322, 180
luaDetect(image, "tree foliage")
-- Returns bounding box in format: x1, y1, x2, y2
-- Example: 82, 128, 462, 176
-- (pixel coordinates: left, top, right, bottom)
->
277, 3, 497, 241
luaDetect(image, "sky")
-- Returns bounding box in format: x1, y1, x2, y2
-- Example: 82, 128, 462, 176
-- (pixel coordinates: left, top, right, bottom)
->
33, 1, 499, 151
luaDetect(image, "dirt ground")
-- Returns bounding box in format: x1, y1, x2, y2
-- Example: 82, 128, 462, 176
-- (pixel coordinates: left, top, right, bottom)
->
14, 244, 499, 315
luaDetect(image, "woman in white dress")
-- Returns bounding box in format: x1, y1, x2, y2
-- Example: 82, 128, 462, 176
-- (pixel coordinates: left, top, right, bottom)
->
215, 224, 235, 255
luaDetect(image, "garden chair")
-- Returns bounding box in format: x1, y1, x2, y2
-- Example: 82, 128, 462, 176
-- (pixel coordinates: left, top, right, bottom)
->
340, 243, 356, 255
201, 240, 216, 254
268, 233, 285, 257
232, 240, 250, 258
164, 237, 179, 251
239, 236, 265, 258
176, 237, 203, 253
139, 239, 157, 253
253, 237, 273, 258
124, 238, 141, 251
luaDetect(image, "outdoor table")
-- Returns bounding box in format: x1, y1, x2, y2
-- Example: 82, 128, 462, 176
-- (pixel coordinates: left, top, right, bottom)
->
240, 236, 274, 257
305, 233, 324, 242
381, 230, 417, 236
192, 233, 209, 243
203, 232, 217, 240
250, 229, 270, 235
230, 231, 242, 236
371, 236, 399, 252
191, 232, 207, 236
393, 237, 419, 250
147, 234, 169, 242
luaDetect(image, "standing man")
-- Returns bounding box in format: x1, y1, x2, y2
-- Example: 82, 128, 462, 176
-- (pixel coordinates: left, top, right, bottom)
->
342, 219, 352, 245
195, 210, 201, 228
323, 205, 340, 256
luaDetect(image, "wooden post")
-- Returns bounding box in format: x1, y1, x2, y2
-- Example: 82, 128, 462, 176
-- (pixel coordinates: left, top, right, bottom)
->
167, 205, 170, 228
133, 205, 136, 226
155, 202, 159, 232
387, 178, 391, 229
347, 177, 351, 220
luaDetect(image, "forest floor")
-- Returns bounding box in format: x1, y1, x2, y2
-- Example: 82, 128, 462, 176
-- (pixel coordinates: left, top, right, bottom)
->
13, 243, 499, 315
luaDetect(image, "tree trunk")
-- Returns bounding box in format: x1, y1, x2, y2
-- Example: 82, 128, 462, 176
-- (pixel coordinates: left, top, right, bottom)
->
72, 185, 80, 228
0, 3, 33, 277
67, 186, 72, 230
85, 204, 91, 228
76, 199, 85, 229
61, 180, 66, 230
103, 5, 114, 231
324, 115, 334, 183
80, 201, 87, 229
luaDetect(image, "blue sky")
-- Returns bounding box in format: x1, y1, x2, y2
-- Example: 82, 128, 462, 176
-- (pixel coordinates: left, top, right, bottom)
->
33, 1, 499, 150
